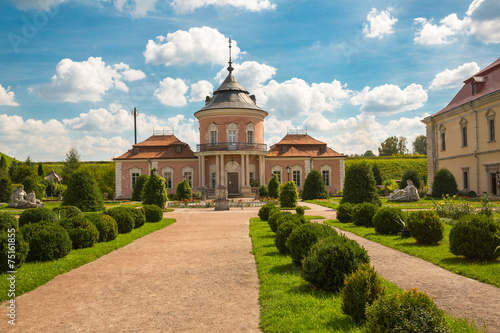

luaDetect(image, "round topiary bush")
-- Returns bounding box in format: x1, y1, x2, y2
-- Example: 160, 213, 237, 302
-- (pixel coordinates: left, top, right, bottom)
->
286, 222, 338, 264
275, 217, 305, 254
0, 212, 19, 230
19, 207, 58, 227
365, 289, 449, 333
301, 235, 370, 292
341, 162, 381, 206
352, 203, 378, 227
341, 263, 384, 323
0, 230, 29, 273
432, 168, 458, 198
143, 204, 163, 222
53, 206, 83, 220
258, 202, 276, 221
279, 181, 299, 208
176, 180, 193, 201
21, 221, 72, 262
105, 207, 135, 234
267, 209, 284, 233
142, 174, 168, 208
407, 211, 444, 245
59, 216, 99, 249
85, 212, 118, 242
295, 206, 305, 216
449, 214, 500, 260
123, 207, 146, 229
373, 207, 404, 235
62, 169, 105, 212
132, 174, 149, 201
302, 169, 328, 200
399, 169, 422, 190
337, 203, 355, 223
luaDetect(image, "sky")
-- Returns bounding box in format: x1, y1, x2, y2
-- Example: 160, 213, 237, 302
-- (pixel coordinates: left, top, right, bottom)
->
1, 0, 499, 162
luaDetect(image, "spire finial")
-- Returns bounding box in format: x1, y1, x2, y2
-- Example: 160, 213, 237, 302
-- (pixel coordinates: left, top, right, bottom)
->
227, 37, 234, 73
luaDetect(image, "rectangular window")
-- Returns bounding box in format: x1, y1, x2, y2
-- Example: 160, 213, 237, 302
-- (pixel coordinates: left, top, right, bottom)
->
273, 171, 281, 183
228, 130, 236, 150
463, 169, 469, 190
163, 172, 173, 189
247, 131, 254, 145
210, 131, 217, 146
292, 170, 301, 186
441, 132, 446, 151
183, 172, 192, 188
489, 119, 496, 141
210, 172, 216, 188
249, 172, 255, 184
322, 170, 330, 186
131, 173, 140, 188
461, 126, 467, 147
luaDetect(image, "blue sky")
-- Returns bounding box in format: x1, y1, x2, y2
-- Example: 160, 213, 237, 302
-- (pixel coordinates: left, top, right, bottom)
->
1, 0, 499, 161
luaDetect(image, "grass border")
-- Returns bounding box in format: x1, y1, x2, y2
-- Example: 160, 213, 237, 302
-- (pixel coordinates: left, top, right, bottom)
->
1, 218, 175, 302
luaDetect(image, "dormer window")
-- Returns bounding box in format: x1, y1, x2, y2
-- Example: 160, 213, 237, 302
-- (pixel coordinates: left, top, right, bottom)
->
176, 146, 182, 153
282, 146, 287, 153
133, 147, 139, 154
472, 82, 477, 95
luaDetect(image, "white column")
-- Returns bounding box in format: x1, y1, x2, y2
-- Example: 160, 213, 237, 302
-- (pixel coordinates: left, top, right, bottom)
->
215, 154, 220, 186
260, 155, 265, 185
245, 154, 250, 186
220, 155, 225, 186
240, 153, 245, 187
197, 156, 202, 188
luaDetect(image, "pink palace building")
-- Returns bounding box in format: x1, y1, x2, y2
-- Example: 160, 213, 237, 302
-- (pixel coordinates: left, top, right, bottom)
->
114, 54, 345, 199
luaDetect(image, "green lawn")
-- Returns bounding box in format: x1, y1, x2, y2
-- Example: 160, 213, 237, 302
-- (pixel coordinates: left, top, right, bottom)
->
324, 220, 500, 288
0, 218, 176, 302
249, 218, 483, 332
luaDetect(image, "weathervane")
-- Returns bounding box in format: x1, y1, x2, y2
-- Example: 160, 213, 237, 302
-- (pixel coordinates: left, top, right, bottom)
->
227, 37, 234, 73
131, 107, 139, 144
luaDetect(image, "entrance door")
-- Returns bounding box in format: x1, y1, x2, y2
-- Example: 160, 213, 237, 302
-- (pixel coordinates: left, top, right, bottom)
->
491, 173, 498, 195
227, 172, 239, 194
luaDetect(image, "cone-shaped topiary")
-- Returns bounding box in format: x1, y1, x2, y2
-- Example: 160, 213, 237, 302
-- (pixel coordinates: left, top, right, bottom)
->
62, 169, 105, 212
372, 164, 382, 186
279, 181, 299, 208
0, 176, 12, 203
268, 174, 280, 199
132, 174, 149, 201
302, 170, 328, 200
399, 169, 421, 189
341, 162, 380, 206
142, 173, 168, 208
176, 180, 193, 201
432, 168, 458, 198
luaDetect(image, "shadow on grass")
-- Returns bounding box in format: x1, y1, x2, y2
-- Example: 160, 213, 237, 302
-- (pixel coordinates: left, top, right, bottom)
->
440, 256, 499, 266
269, 263, 296, 274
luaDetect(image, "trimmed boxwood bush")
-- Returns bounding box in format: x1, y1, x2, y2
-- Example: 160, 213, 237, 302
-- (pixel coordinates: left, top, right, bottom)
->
279, 181, 299, 208
0, 212, 19, 230
53, 206, 83, 220
449, 214, 500, 260
268, 174, 280, 199
85, 212, 118, 242
21, 221, 72, 262
62, 169, 105, 212
407, 211, 444, 245
373, 207, 404, 235
0, 230, 29, 273
352, 202, 378, 227
59, 216, 99, 249
259, 185, 268, 197
286, 222, 338, 264
123, 207, 146, 229
302, 169, 328, 200
341, 264, 384, 323
337, 203, 355, 223
143, 204, 163, 222
258, 202, 277, 221
301, 235, 370, 292
365, 289, 449, 333
267, 209, 284, 233
176, 179, 193, 201
275, 217, 306, 254
341, 162, 381, 206
105, 207, 135, 234
19, 207, 58, 227
132, 174, 149, 201
432, 168, 458, 198
295, 206, 305, 216
142, 174, 168, 208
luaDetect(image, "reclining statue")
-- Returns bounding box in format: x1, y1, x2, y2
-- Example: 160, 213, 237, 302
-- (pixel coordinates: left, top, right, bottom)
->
8, 185, 44, 208
387, 180, 420, 202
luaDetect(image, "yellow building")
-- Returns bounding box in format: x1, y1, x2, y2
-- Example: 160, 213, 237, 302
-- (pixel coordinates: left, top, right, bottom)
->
423, 58, 500, 196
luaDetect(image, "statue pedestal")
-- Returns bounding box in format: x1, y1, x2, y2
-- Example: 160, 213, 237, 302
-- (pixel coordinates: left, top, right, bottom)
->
214, 199, 229, 211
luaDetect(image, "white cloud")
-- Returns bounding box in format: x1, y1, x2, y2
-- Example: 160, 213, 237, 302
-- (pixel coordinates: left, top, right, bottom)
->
11, 0, 65, 11
0, 85, 19, 106
429, 62, 480, 90
190, 80, 214, 102
144, 27, 240, 67
350, 83, 427, 115
413, 14, 467, 45
113, 0, 158, 17
31, 57, 145, 102
264, 116, 294, 135
171, 0, 276, 14
215, 61, 276, 93
63, 107, 132, 132
466, 0, 500, 43
363, 8, 398, 39
154, 77, 189, 106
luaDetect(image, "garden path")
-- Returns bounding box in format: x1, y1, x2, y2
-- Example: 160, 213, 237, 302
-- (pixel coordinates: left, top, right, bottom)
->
0, 209, 261, 332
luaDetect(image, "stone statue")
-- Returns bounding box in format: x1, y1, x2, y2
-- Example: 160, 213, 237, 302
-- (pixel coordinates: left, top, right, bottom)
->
214, 185, 229, 211
387, 180, 420, 202
8, 185, 44, 208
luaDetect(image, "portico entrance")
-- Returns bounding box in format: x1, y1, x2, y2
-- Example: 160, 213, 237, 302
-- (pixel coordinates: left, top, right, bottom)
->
227, 172, 239, 194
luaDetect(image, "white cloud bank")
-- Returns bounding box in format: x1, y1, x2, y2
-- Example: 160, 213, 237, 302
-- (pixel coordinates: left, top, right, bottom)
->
154, 77, 189, 106
0, 85, 19, 106
171, 0, 276, 14
31, 57, 145, 103
363, 8, 398, 39
429, 62, 480, 90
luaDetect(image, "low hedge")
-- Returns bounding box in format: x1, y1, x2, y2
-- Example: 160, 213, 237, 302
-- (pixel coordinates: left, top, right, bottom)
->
123, 207, 146, 229
21, 222, 72, 262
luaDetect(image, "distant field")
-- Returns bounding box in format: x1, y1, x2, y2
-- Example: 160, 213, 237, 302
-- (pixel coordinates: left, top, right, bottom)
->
346, 156, 427, 182
0, 152, 14, 168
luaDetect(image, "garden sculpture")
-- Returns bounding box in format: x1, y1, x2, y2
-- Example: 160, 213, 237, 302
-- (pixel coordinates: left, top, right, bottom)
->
387, 180, 420, 202
8, 185, 44, 208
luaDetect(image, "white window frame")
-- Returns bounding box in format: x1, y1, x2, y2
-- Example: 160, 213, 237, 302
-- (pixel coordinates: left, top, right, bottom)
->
129, 167, 142, 190
162, 166, 174, 189
208, 122, 219, 146
486, 109, 496, 142
320, 165, 332, 187
439, 124, 446, 151
245, 122, 255, 145
226, 122, 238, 150
271, 165, 283, 184
459, 118, 468, 147
462, 167, 470, 191
182, 166, 194, 188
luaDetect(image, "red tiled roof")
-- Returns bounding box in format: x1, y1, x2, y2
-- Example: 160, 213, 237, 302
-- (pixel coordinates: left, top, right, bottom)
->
268, 134, 344, 158
273, 134, 326, 146
114, 135, 196, 160
432, 58, 500, 117
133, 135, 184, 147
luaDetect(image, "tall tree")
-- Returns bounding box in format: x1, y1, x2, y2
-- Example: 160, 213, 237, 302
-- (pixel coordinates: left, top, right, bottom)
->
363, 150, 375, 157
8, 159, 19, 182
0, 155, 7, 176
412, 135, 427, 155
62, 147, 81, 184
38, 163, 44, 177
397, 137, 408, 155
378, 136, 408, 156
341, 162, 380, 206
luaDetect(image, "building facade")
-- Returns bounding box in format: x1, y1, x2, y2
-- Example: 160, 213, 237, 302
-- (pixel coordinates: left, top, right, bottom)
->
422, 58, 500, 195
114, 62, 345, 199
